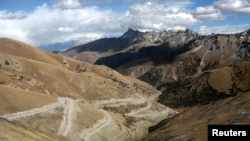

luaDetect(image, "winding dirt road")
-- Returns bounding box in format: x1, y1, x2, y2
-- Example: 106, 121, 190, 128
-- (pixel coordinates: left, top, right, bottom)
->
81, 92, 158, 140
0, 91, 175, 140
83, 109, 113, 141
0, 98, 65, 120
0, 97, 75, 137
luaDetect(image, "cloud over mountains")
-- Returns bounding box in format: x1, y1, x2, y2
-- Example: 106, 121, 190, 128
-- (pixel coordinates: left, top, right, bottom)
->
0, 0, 249, 46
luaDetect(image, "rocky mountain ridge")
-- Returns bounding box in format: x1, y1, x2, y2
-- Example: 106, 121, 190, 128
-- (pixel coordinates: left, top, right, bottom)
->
62, 28, 199, 65
62, 28, 250, 108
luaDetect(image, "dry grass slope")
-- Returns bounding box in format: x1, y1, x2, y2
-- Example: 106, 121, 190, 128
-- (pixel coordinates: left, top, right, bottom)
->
0, 38, 158, 100
144, 91, 250, 141
0, 119, 72, 141
0, 85, 57, 115
0, 38, 168, 141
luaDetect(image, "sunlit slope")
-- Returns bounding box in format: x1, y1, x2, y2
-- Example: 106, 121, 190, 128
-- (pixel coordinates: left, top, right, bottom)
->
0, 85, 57, 115
0, 38, 158, 100
0, 37, 173, 141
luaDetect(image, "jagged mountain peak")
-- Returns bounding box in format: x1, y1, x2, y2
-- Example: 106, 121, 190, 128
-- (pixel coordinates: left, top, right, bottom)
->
120, 28, 199, 46
127, 28, 140, 34
62, 28, 201, 67
121, 28, 199, 38
184, 28, 199, 35
121, 28, 143, 39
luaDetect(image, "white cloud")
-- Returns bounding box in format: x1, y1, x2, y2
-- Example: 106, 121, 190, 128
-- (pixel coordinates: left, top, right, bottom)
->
0, 3, 119, 45
58, 26, 75, 32
0, 10, 28, 20
214, 0, 250, 13
0, 1, 200, 46
193, 6, 224, 21
198, 24, 250, 35
54, 0, 113, 9
80, 0, 113, 2
54, 0, 83, 9
124, 1, 197, 31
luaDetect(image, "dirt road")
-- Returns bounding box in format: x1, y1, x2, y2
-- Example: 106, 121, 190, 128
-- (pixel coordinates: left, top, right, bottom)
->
83, 109, 113, 141
0, 98, 65, 120
60, 98, 75, 136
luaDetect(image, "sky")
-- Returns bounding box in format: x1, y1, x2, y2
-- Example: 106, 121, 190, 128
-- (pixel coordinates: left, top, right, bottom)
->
0, 0, 250, 46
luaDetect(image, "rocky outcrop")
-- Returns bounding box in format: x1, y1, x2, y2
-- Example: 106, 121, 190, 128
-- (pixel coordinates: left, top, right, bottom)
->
120, 30, 250, 86
137, 31, 250, 108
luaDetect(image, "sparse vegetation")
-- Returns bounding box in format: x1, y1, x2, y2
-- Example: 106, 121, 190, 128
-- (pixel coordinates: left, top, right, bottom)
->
102, 102, 147, 114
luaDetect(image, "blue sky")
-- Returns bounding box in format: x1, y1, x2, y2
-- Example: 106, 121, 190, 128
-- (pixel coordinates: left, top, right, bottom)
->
0, 0, 250, 46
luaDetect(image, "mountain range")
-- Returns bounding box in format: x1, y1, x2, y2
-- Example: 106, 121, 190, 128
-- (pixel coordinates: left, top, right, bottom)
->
0, 27, 250, 141
39, 40, 78, 52
62, 28, 250, 107
61, 28, 250, 140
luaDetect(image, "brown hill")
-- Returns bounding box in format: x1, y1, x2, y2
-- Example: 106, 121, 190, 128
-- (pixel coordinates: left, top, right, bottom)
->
144, 91, 250, 141
0, 38, 174, 141
158, 61, 250, 108
0, 38, 158, 100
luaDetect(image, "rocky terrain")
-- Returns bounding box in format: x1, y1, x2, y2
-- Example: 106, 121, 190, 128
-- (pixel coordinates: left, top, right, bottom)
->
62, 28, 250, 140
0, 38, 176, 141
62, 28, 199, 68
63, 28, 250, 107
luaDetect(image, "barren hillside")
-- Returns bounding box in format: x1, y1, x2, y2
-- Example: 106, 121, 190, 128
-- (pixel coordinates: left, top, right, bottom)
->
144, 91, 250, 141
0, 38, 175, 141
